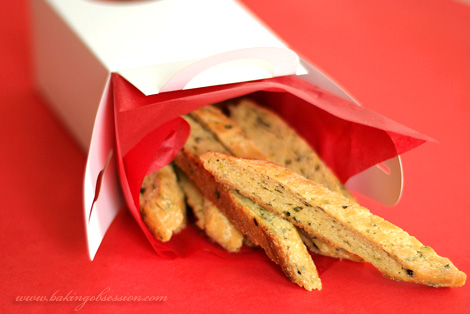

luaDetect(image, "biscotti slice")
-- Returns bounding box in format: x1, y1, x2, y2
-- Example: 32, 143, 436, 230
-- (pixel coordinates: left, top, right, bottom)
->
139, 163, 186, 242
181, 115, 232, 156
178, 116, 244, 252
175, 149, 321, 290
189, 105, 267, 160
177, 166, 244, 252
191, 103, 360, 262
175, 116, 321, 290
203, 198, 244, 252
228, 99, 359, 260
175, 167, 205, 230
298, 229, 363, 262
200, 152, 467, 287
228, 99, 354, 200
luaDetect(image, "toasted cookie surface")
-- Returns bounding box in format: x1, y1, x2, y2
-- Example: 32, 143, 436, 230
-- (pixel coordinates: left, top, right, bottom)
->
175, 148, 322, 290
229, 99, 354, 200
175, 115, 321, 290
201, 152, 466, 287
139, 164, 186, 242
190, 104, 360, 261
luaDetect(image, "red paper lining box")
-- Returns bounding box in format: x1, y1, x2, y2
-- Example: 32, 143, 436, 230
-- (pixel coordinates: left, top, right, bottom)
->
30, 0, 430, 260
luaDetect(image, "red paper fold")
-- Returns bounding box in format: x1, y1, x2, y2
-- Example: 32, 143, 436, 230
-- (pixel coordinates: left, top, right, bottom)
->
112, 73, 432, 259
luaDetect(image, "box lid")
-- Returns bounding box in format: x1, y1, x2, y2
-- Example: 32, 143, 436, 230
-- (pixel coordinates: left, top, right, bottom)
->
45, 0, 307, 95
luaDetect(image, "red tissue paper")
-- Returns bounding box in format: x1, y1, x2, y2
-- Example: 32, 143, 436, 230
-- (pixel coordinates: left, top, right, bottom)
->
111, 73, 431, 258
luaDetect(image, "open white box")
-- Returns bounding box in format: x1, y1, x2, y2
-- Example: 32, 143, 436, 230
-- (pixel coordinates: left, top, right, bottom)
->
30, 0, 404, 260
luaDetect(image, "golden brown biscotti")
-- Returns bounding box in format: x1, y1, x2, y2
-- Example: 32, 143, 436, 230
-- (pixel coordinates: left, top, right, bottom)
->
181, 115, 232, 156
139, 164, 186, 242
177, 164, 244, 252
200, 152, 467, 287
228, 99, 354, 200
190, 105, 267, 160
178, 116, 244, 252
298, 229, 363, 262
175, 149, 321, 290
175, 115, 321, 290
227, 99, 359, 260
191, 103, 360, 262
203, 198, 244, 252
175, 167, 206, 230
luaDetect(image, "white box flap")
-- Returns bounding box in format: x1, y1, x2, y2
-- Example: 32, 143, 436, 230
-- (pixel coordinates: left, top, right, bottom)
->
46, 0, 306, 94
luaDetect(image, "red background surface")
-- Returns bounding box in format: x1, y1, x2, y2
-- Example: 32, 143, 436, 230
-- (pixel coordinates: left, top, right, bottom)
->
1, 0, 469, 313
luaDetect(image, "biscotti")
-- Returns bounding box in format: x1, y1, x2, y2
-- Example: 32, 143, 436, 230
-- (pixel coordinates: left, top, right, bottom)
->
298, 229, 363, 262
191, 104, 360, 262
228, 99, 354, 200
203, 198, 244, 252
175, 115, 322, 290
177, 166, 244, 252
177, 116, 244, 252
139, 164, 186, 242
189, 105, 267, 160
175, 149, 321, 290
200, 152, 467, 287
226, 100, 360, 261
175, 167, 205, 230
